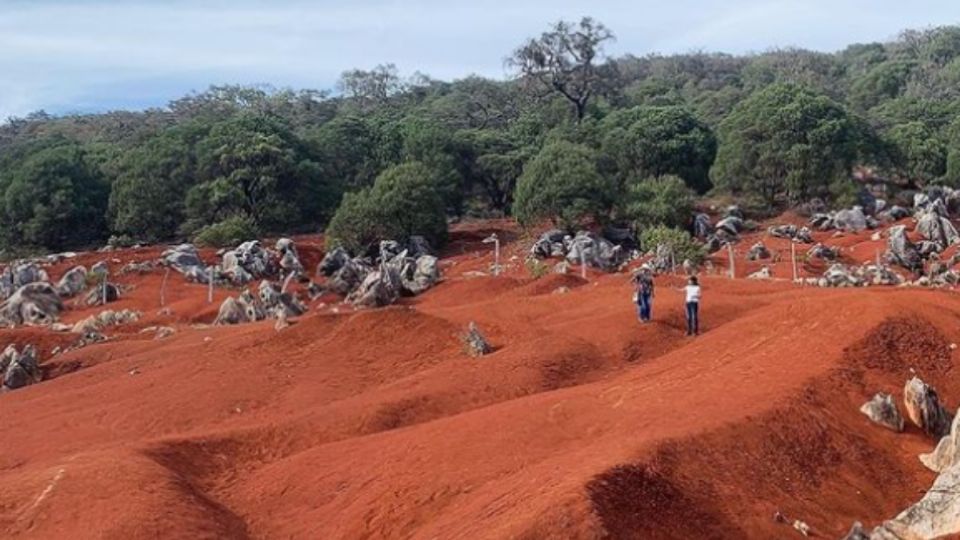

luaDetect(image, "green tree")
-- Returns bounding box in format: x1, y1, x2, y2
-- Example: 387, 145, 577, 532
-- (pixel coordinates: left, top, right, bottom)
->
514, 140, 613, 228
109, 123, 207, 241
887, 122, 947, 184
623, 176, 695, 229
601, 106, 716, 192
508, 17, 615, 121
0, 140, 109, 251
325, 162, 448, 254
713, 83, 861, 204
183, 113, 337, 236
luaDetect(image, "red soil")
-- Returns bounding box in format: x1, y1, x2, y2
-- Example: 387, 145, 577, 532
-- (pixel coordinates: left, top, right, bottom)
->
0, 222, 957, 539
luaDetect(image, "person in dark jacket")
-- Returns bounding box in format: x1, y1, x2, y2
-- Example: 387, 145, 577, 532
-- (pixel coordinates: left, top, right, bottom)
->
632, 268, 655, 323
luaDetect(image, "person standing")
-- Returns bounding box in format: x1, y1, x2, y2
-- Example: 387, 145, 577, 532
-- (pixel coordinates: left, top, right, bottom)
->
684, 275, 701, 336
632, 268, 655, 323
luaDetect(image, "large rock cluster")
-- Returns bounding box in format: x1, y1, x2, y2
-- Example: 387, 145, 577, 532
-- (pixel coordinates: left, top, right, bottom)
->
0, 282, 63, 327
530, 230, 628, 271
850, 376, 960, 538
0, 262, 49, 300
317, 238, 441, 308
810, 205, 876, 233
0, 344, 41, 391
809, 263, 903, 288
768, 224, 814, 243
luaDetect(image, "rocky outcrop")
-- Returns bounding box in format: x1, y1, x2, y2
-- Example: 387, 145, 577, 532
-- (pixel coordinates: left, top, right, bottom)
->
275, 238, 304, 276
921, 412, 960, 473
0, 344, 41, 391
886, 225, 922, 272
0, 262, 49, 300
222, 240, 273, 284
56, 265, 88, 298
860, 392, 904, 432
161, 244, 210, 282
904, 376, 953, 438
916, 209, 960, 249
462, 322, 492, 357
746, 242, 770, 261
0, 282, 63, 326
400, 255, 440, 295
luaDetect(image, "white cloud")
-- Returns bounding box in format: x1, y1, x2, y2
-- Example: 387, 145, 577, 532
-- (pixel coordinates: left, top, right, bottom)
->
0, 0, 957, 119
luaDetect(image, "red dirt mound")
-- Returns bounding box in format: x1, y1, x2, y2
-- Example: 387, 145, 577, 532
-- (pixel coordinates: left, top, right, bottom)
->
2, 221, 960, 539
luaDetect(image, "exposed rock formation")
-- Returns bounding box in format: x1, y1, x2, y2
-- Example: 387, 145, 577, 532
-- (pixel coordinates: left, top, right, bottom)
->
860, 392, 904, 432
222, 240, 273, 284
0, 282, 63, 326
0, 344, 41, 391
903, 376, 952, 438
462, 322, 492, 357
56, 265, 88, 298
886, 225, 922, 272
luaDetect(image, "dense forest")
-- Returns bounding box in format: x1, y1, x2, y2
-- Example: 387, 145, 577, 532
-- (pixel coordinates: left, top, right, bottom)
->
3, 19, 960, 256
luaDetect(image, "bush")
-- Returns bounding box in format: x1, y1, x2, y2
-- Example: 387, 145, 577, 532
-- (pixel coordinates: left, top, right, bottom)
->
639, 225, 706, 265
514, 140, 614, 229
623, 175, 695, 229
193, 215, 259, 248
325, 162, 448, 254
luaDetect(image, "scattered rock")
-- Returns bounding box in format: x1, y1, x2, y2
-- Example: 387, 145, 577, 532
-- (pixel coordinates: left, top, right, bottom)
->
903, 376, 953, 438
0, 282, 63, 326
462, 322, 492, 357
860, 392, 905, 432
55, 266, 88, 298
746, 242, 771, 261
0, 344, 41, 391
748, 266, 772, 280
887, 225, 922, 272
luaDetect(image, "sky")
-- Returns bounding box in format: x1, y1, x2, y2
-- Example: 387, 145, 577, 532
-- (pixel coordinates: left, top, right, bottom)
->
1, 0, 958, 119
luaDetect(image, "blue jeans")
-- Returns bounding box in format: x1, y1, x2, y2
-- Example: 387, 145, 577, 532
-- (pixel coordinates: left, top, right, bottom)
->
637, 292, 652, 321
686, 302, 699, 335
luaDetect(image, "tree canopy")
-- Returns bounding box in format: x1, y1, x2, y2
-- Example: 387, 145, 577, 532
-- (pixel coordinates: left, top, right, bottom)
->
2, 22, 960, 253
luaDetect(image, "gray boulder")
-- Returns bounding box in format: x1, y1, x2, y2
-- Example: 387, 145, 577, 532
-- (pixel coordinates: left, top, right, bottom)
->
715, 216, 744, 235
0, 262, 49, 300
916, 209, 960, 249
767, 224, 797, 240
693, 213, 712, 239
860, 392, 904, 432
746, 242, 771, 261
834, 206, 868, 232
407, 235, 434, 258
0, 282, 63, 326
904, 376, 953, 438
222, 240, 273, 284
921, 410, 960, 473
462, 322, 492, 357
565, 231, 623, 271
56, 266, 88, 298
807, 243, 839, 261
84, 283, 120, 307
401, 255, 440, 295
1, 344, 41, 391
328, 257, 372, 296
348, 260, 403, 308
531, 229, 567, 259
161, 244, 205, 278
317, 247, 352, 277
886, 225, 922, 272
275, 238, 303, 276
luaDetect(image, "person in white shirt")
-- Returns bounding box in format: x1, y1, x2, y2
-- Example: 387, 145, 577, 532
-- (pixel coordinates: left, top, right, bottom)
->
684, 276, 701, 336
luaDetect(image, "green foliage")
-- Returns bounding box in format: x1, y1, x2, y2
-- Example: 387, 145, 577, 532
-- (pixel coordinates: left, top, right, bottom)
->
601, 106, 716, 192
639, 226, 706, 265
325, 162, 448, 254
193, 215, 260, 248
0, 138, 109, 251
525, 257, 550, 279
623, 175, 695, 229
514, 140, 613, 228
109, 122, 207, 241
713, 83, 861, 205
886, 122, 947, 184
183, 113, 338, 235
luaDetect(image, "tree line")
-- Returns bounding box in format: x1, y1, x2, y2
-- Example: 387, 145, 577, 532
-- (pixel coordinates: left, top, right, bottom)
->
3, 20, 960, 255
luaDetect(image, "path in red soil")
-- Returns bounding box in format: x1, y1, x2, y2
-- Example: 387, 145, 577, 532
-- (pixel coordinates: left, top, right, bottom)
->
0, 219, 957, 539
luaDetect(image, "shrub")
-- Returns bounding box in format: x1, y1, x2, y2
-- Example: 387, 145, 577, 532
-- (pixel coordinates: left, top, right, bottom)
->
639, 225, 706, 265
623, 175, 695, 229
514, 140, 614, 229
325, 162, 448, 254
193, 215, 260, 248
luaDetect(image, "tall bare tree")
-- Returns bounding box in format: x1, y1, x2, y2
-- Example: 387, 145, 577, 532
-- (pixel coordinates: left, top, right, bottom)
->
508, 17, 615, 121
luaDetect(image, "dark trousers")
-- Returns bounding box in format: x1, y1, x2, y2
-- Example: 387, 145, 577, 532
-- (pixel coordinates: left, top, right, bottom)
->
637, 292, 652, 321
685, 301, 699, 335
